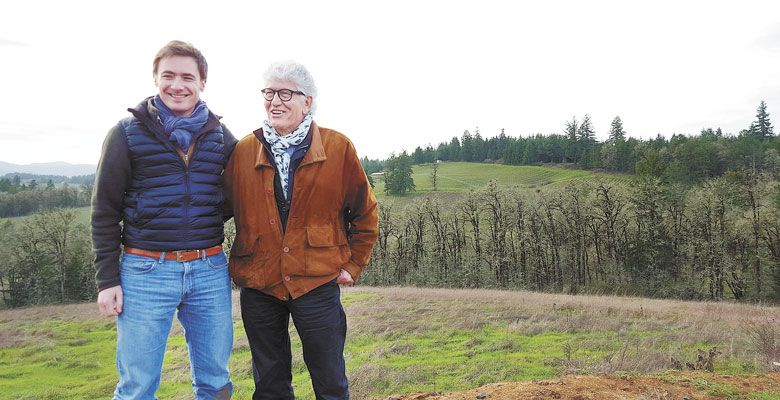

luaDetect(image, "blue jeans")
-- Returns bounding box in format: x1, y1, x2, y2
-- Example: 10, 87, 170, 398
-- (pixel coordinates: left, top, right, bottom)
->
240, 280, 348, 400
113, 251, 233, 400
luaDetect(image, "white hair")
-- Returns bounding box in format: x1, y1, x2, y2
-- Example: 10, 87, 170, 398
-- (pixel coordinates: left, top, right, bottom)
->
263, 61, 318, 115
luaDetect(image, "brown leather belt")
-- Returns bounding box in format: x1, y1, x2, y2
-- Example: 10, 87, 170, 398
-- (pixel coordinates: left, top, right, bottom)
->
124, 245, 223, 262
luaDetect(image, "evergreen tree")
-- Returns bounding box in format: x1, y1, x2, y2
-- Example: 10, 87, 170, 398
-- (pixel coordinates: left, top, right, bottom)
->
577, 114, 596, 144
565, 116, 578, 141
436, 142, 451, 161
423, 144, 436, 163
461, 130, 474, 162
608, 116, 626, 143
448, 137, 462, 161
473, 127, 486, 162
577, 115, 597, 168
564, 116, 579, 163
412, 146, 425, 164
750, 100, 774, 139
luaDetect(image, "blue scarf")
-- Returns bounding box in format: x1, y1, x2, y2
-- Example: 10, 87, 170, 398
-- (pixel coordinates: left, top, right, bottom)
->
153, 95, 209, 151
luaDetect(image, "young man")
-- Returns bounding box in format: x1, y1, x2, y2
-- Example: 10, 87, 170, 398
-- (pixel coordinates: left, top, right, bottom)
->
92, 40, 237, 400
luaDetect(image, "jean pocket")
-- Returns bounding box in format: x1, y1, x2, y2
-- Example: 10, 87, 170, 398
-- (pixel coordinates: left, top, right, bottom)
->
120, 254, 158, 275
206, 251, 228, 269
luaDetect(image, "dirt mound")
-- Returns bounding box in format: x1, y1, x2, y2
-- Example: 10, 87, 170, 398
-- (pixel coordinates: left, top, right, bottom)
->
389, 372, 780, 400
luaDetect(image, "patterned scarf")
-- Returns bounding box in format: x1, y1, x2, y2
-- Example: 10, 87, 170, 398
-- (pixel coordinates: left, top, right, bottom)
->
262, 113, 313, 199
153, 95, 209, 151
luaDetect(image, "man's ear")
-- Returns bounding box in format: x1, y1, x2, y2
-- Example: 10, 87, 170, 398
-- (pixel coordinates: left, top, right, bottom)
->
304, 96, 313, 112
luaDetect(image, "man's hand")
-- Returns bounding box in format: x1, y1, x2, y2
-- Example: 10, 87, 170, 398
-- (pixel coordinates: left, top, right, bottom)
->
97, 285, 123, 317
336, 269, 354, 286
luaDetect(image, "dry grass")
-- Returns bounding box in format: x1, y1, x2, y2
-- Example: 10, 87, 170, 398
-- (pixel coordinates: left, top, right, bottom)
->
0, 302, 102, 323
345, 286, 778, 335
342, 286, 780, 374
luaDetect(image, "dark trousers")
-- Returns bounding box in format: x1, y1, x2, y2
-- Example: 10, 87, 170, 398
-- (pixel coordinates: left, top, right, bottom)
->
240, 280, 349, 400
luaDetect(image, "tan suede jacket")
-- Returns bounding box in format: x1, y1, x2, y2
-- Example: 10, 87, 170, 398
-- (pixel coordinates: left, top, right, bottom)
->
225, 123, 378, 300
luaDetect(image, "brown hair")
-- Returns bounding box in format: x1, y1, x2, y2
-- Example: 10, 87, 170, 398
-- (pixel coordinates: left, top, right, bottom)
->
152, 40, 208, 81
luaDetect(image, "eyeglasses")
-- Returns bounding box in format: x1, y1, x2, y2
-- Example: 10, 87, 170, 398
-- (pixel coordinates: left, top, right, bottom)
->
260, 88, 306, 102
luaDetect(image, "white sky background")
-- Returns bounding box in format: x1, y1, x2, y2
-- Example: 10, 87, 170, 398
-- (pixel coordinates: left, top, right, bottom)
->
1, 0, 780, 164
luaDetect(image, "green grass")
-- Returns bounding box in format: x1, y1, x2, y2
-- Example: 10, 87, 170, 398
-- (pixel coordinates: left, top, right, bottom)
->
1, 287, 776, 400
0, 319, 119, 399
373, 162, 630, 198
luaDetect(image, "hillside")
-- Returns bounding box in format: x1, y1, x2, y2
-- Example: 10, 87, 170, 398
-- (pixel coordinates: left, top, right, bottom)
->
0, 161, 96, 177
372, 162, 631, 197
1, 287, 778, 399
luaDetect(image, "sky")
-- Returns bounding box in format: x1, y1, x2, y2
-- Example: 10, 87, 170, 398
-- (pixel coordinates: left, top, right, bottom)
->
1, 0, 780, 165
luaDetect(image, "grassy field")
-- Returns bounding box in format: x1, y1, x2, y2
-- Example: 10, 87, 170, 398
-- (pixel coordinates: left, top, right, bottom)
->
372, 162, 632, 198
1, 287, 778, 399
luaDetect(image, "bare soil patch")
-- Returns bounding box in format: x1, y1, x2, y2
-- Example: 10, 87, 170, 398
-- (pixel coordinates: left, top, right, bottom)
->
390, 372, 780, 400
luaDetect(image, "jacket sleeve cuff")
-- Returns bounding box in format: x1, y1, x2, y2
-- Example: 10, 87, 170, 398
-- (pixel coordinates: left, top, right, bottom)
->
97, 278, 121, 292
342, 260, 365, 282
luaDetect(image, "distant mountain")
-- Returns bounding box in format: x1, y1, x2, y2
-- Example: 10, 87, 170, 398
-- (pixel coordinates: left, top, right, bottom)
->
0, 161, 96, 177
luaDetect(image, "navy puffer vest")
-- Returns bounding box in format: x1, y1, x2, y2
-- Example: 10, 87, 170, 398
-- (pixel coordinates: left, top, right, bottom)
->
120, 101, 226, 251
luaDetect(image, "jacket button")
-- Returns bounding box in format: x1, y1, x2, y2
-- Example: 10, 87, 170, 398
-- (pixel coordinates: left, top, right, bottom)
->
283, 246, 290, 253
266, 188, 273, 194
270, 219, 276, 225
284, 275, 291, 281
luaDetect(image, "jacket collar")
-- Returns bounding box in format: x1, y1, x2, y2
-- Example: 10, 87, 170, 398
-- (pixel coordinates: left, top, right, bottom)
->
253, 121, 327, 169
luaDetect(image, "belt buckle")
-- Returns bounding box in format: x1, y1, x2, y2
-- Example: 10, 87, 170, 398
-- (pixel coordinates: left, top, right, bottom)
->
175, 250, 199, 262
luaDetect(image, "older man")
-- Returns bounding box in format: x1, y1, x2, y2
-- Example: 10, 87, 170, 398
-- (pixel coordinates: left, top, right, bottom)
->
225, 61, 378, 399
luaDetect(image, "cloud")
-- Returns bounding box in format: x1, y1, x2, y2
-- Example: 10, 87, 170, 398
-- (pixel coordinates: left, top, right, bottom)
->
756, 26, 780, 50
0, 38, 26, 46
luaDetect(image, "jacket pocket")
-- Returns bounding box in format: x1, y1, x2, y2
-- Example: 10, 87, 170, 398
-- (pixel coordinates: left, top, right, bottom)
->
229, 234, 266, 288
130, 194, 159, 228
305, 227, 350, 277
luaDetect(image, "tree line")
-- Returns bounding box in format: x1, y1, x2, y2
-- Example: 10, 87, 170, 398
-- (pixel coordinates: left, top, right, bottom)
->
0, 185, 92, 217
0, 174, 93, 217
0, 173, 95, 192
361, 171, 780, 302
398, 101, 778, 185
